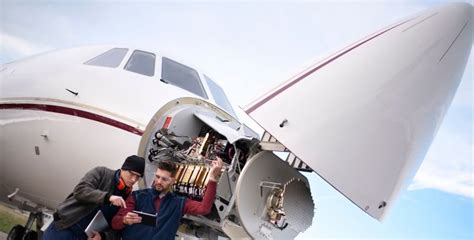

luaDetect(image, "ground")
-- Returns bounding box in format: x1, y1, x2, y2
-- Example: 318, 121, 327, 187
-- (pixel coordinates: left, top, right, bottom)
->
0, 203, 28, 234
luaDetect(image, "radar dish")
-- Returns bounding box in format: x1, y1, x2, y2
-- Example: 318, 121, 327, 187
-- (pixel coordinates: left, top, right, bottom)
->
282, 178, 314, 232
234, 151, 314, 239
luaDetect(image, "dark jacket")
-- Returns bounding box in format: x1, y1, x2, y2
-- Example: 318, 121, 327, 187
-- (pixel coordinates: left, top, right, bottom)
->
121, 188, 185, 240
54, 166, 116, 229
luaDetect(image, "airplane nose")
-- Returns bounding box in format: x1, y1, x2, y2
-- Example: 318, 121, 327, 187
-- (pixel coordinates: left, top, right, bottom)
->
244, 2, 472, 221
363, 3, 473, 83
423, 3, 472, 60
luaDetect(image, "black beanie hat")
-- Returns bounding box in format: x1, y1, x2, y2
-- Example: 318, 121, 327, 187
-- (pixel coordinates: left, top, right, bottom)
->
121, 155, 145, 177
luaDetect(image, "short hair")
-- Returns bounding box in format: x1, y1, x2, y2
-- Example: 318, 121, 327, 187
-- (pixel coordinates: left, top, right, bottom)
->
157, 160, 178, 177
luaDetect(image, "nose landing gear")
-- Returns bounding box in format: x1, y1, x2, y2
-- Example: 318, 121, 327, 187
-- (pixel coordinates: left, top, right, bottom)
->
7, 212, 43, 240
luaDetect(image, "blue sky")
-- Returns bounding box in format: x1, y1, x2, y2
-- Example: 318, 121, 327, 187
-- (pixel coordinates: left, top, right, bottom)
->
1, 0, 472, 239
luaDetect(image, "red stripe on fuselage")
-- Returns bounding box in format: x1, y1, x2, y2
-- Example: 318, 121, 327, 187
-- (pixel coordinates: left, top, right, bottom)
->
245, 18, 414, 114
0, 103, 144, 136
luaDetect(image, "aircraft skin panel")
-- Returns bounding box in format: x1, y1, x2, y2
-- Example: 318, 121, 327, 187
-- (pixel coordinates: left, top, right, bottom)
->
0, 45, 210, 125
245, 3, 472, 220
0, 43, 239, 211
0, 109, 141, 208
0, 102, 144, 136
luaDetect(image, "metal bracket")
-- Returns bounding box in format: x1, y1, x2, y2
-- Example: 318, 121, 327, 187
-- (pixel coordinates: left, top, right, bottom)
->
259, 181, 282, 197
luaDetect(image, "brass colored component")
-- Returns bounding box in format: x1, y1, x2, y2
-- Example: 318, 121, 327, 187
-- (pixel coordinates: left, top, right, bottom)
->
189, 165, 202, 186
182, 165, 195, 185
202, 171, 211, 186
172, 162, 213, 197
198, 133, 210, 156
177, 164, 189, 184
195, 166, 209, 188
175, 164, 186, 182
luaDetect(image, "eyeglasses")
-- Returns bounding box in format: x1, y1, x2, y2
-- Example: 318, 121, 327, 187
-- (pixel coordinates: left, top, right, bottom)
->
127, 170, 142, 180
154, 174, 171, 182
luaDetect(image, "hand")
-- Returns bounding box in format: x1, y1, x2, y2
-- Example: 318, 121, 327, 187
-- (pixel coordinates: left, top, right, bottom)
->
88, 231, 101, 240
109, 195, 126, 208
123, 212, 142, 225
209, 157, 223, 182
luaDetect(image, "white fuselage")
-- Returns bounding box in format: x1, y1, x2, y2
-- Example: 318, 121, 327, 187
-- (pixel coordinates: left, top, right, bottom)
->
0, 46, 233, 208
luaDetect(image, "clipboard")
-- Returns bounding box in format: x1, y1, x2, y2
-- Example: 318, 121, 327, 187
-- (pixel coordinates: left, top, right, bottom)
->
133, 210, 157, 226
84, 210, 109, 237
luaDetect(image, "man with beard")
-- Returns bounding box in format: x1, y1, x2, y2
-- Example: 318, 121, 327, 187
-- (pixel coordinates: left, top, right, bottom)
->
111, 158, 223, 240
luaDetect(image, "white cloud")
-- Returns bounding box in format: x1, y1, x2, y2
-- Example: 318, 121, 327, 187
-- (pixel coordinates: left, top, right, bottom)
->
0, 32, 51, 60
409, 129, 473, 199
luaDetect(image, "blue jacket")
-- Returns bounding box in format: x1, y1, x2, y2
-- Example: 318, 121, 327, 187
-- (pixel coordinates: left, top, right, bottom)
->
121, 188, 186, 240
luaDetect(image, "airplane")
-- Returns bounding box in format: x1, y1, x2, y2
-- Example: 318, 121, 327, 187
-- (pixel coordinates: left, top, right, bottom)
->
0, 2, 472, 240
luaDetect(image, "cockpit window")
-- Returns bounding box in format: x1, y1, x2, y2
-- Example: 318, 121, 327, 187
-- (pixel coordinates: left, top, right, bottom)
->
84, 48, 128, 68
124, 50, 156, 77
204, 75, 237, 118
161, 57, 208, 99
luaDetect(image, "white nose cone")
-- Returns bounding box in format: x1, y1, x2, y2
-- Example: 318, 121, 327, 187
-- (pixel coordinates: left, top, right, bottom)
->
246, 3, 472, 220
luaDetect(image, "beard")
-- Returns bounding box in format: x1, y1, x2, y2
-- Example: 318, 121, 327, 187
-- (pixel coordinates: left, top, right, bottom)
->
153, 180, 170, 192
155, 184, 165, 191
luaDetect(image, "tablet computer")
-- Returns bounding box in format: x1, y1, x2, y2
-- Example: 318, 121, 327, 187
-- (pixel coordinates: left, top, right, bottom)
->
84, 210, 109, 237
133, 210, 157, 226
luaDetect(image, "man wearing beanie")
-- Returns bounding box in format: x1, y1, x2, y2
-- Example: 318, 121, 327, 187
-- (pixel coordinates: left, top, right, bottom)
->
43, 155, 145, 240
112, 158, 223, 240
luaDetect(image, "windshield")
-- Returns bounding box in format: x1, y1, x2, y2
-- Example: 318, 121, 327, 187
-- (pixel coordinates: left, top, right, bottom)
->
204, 74, 237, 118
